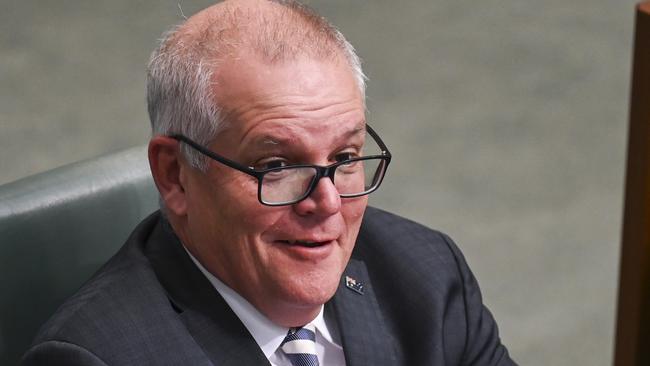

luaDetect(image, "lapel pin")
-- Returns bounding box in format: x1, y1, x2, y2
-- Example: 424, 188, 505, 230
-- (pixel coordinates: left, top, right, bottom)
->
345, 275, 365, 295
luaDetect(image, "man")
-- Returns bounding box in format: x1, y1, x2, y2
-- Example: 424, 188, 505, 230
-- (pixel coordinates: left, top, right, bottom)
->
23, 0, 516, 365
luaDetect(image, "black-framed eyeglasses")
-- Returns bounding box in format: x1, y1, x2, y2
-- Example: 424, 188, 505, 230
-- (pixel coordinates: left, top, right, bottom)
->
170, 124, 392, 206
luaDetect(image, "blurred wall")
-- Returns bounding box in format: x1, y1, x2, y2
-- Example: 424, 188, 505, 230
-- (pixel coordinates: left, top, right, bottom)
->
0, 0, 636, 364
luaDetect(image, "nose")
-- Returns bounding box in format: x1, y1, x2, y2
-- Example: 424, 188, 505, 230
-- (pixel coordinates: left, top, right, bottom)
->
292, 176, 341, 216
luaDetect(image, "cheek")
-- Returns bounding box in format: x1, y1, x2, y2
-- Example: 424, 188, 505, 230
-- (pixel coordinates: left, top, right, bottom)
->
209, 174, 260, 221
337, 197, 368, 253
342, 197, 368, 230
184, 172, 260, 243
219, 189, 286, 248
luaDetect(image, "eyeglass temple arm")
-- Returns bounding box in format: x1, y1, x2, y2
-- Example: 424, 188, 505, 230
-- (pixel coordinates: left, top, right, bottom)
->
169, 134, 261, 178
365, 124, 391, 157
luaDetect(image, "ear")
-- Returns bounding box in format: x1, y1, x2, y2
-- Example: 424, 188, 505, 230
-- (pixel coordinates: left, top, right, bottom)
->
148, 136, 188, 216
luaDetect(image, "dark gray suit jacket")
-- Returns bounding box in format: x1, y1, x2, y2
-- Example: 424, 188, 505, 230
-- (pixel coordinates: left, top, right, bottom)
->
22, 207, 516, 365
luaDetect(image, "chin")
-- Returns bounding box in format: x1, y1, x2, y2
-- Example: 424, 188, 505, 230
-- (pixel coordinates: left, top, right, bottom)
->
277, 271, 342, 309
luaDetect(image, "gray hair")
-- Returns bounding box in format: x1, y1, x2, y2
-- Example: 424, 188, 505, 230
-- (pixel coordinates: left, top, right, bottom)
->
146, 0, 366, 171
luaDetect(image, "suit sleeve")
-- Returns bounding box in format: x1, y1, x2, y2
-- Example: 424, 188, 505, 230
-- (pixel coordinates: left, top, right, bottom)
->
22, 341, 109, 366
442, 234, 518, 366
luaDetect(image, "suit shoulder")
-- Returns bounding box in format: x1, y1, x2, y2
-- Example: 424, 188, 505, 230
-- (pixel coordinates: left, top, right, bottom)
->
34, 247, 160, 341
357, 207, 469, 286
361, 206, 458, 254
358, 207, 515, 365
30, 213, 174, 353
26, 213, 213, 365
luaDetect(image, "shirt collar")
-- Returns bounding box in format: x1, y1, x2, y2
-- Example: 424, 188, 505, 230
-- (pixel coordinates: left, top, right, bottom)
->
183, 246, 335, 358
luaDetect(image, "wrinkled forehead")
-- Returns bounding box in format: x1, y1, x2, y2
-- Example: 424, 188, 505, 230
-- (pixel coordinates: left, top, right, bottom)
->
205, 54, 367, 155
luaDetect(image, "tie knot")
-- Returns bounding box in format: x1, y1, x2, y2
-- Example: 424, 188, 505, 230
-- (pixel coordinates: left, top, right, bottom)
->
280, 324, 319, 366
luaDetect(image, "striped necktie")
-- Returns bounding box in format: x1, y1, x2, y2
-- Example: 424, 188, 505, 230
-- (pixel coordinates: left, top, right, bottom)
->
280, 324, 320, 366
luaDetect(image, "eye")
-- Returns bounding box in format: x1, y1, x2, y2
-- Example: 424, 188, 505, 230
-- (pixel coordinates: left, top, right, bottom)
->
254, 158, 288, 171
335, 152, 357, 163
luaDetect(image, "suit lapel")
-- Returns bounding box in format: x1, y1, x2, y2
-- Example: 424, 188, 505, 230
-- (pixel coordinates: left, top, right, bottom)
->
329, 258, 398, 366
144, 218, 270, 366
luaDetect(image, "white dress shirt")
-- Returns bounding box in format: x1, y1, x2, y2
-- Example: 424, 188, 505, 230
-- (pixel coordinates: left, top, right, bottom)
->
185, 249, 346, 366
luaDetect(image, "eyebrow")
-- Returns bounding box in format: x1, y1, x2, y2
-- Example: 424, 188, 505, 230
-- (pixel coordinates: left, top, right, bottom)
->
250, 122, 366, 149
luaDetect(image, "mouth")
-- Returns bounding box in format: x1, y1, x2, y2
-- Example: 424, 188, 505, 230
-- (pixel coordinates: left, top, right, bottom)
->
278, 240, 330, 248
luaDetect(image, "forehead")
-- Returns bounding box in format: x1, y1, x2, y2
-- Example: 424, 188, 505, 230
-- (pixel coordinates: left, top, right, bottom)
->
211, 52, 365, 146
246, 119, 366, 148
216, 51, 360, 106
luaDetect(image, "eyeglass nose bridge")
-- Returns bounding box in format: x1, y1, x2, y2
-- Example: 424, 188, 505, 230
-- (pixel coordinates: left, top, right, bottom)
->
304, 165, 338, 199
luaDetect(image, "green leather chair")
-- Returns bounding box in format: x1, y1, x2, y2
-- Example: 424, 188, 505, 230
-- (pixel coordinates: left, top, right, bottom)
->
0, 146, 158, 365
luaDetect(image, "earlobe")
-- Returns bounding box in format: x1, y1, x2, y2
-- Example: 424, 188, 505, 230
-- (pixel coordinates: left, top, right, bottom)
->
148, 136, 188, 216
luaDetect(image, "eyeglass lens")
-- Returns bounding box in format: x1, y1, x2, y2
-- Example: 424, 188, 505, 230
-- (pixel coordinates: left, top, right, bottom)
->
259, 158, 385, 204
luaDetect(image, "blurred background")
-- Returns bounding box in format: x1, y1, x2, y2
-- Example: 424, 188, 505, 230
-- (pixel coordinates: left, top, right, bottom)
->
0, 0, 637, 364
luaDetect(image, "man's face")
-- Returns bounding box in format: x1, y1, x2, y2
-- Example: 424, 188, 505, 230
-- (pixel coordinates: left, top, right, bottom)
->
179, 52, 368, 325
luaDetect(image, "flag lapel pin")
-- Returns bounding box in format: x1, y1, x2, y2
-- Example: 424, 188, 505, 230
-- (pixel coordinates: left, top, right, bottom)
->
345, 275, 365, 295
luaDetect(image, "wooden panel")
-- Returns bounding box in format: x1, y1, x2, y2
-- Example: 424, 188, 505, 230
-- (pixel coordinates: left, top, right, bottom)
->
614, 2, 650, 366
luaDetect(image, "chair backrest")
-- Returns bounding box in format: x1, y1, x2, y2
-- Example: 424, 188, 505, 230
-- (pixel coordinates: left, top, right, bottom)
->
0, 146, 158, 365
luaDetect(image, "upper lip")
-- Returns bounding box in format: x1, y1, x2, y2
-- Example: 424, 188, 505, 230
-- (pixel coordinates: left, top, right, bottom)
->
278, 238, 336, 244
